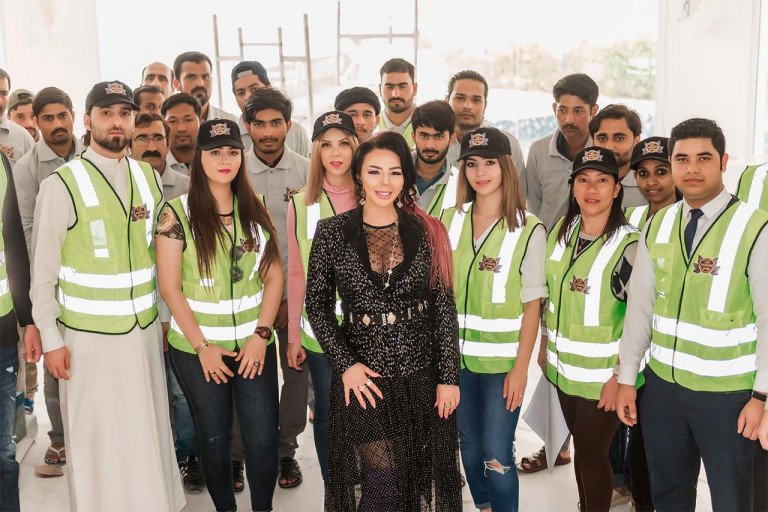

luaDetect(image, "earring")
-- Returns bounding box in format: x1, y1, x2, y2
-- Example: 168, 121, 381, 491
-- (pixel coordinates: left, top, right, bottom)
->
359, 191, 366, 205
396, 198, 403, 208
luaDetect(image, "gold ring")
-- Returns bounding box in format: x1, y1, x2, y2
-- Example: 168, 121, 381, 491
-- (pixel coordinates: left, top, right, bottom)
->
444, 402, 452, 409
253, 361, 260, 367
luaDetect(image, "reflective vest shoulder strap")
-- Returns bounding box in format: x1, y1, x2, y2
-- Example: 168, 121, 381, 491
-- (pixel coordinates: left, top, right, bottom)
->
652, 202, 682, 244
627, 205, 648, 228
448, 202, 472, 249
63, 160, 100, 207
439, 168, 459, 212
746, 163, 768, 209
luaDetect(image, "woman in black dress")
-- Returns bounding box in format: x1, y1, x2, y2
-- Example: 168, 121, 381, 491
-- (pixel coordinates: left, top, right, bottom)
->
305, 131, 462, 511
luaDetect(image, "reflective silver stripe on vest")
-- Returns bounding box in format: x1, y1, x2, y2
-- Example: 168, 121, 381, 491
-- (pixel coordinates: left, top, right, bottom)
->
747, 163, 768, 208
491, 212, 527, 304
0, 278, 8, 297
547, 329, 620, 358
459, 339, 519, 358
200, 278, 215, 287
628, 205, 648, 228
652, 314, 756, 348
306, 202, 321, 240
654, 202, 682, 244
59, 266, 155, 289
459, 314, 523, 333
301, 300, 343, 339
171, 317, 259, 342
584, 226, 632, 326
67, 160, 100, 207
127, 158, 155, 246
707, 203, 754, 312
549, 218, 579, 263
440, 169, 459, 211
447, 203, 472, 250
547, 350, 613, 383
185, 291, 264, 315
57, 289, 156, 315
649, 342, 756, 377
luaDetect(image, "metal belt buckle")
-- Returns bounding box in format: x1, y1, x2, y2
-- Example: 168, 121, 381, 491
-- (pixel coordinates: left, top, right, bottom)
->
362, 314, 371, 326
386, 312, 396, 325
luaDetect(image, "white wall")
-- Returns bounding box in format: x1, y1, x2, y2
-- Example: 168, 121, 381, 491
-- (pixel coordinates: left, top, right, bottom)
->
655, 0, 764, 190
0, 0, 101, 133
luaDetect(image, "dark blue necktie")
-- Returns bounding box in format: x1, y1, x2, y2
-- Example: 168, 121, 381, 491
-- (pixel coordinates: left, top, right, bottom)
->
684, 208, 704, 257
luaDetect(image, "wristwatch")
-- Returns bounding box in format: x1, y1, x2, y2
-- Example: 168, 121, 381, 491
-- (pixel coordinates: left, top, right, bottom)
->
254, 326, 273, 341
751, 390, 767, 403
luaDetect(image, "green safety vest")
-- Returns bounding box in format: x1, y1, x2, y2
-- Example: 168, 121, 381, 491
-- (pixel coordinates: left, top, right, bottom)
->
378, 116, 414, 149
425, 168, 459, 217
545, 217, 639, 400
167, 194, 272, 353
646, 200, 768, 392
736, 163, 768, 212
625, 205, 649, 230
0, 157, 11, 317
292, 190, 341, 353
442, 203, 542, 374
55, 157, 161, 333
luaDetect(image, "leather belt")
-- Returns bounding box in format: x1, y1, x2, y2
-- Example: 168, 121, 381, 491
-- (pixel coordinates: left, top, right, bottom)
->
348, 300, 429, 327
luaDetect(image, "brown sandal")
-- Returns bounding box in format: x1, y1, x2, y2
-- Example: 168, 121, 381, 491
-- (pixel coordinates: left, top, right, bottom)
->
516, 446, 571, 473
233, 460, 245, 493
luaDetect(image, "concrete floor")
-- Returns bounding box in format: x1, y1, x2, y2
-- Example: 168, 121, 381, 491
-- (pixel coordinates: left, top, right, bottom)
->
18, 357, 713, 511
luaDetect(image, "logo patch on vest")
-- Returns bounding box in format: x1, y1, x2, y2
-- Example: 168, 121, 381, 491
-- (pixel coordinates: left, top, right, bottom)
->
582, 150, 603, 163
284, 187, 300, 202
239, 237, 261, 253
469, 132, 489, 147
130, 203, 149, 221
0, 145, 15, 160
478, 255, 502, 273
569, 276, 590, 294
642, 140, 664, 155
209, 123, 231, 137
693, 255, 719, 275
104, 82, 127, 95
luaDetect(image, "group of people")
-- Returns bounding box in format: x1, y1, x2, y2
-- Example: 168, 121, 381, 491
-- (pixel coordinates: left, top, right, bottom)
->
0, 51, 766, 512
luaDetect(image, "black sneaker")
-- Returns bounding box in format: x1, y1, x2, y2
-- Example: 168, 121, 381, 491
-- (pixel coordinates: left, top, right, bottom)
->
179, 456, 204, 494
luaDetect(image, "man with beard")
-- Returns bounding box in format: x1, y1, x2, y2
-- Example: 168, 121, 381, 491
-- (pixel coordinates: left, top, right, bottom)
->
410, 100, 458, 216
334, 86, 380, 143
173, 51, 238, 124
7, 89, 38, 142
378, 58, 417, 148
522, 73, 599, 232
0, 69, 34, 165
590, 104, 645, 208
243, 87, 309, 489
133, 85, 166, 115
142, 61, 175, 98
230, 61, 310, 156
31, 80, 184, 511
444, 70, 526, 176
161, 93, 201, 176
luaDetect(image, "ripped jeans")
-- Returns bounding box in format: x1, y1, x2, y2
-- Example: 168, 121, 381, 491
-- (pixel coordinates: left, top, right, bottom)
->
0, 343, 20, 512
457, 369, 521, 512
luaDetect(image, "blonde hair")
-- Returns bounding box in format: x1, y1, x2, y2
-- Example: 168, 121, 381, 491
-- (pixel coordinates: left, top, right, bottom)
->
304, 133, 359, 205
456, 154, 526, 231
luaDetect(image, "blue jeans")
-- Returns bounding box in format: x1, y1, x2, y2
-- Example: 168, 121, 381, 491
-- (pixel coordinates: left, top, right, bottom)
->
306, 350, 331, 480
170, 344, 279, 512
457, 370, 520, 512
0, 344, 19, 512
164, 352, 198, 462
641, 369, 755, 512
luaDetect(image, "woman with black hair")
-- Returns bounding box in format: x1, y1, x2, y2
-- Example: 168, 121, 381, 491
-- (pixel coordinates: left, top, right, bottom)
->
155, 119, 283, 512
538, 146, 640, 512
305, 131, 463, 511
625, 136, 681, 230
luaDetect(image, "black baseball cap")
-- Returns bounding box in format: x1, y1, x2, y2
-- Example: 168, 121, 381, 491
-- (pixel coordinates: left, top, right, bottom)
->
85, 81, 139, 111
334, 87, 381, 115
458, 127, 511, 160
311, 110, 357, 142
571, 146, 619, 179
631, 136, 670, 169
231, 61, 269, 86
197, 119, 244, 151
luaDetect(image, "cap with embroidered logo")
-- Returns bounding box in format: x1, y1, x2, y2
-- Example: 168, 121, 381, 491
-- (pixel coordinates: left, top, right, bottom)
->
571, 146, 619, 179
85, 80, 139, 112
197, 119, 244, 151
311, 110, 357, 142
631, 136, 669, 169
458, 126, 511, 161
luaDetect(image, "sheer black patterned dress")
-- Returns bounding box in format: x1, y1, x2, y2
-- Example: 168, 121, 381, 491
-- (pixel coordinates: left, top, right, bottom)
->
305, 205, 462, 512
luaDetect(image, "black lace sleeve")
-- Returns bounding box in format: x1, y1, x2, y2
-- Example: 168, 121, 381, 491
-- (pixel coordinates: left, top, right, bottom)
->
305, 219, 358, 374
430, 278, 460, 385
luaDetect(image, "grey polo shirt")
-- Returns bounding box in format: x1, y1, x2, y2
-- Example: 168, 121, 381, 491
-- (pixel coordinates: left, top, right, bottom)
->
0, 116, 35, 165
203, 104, 239, 123
165, 151, 190, 176
523, 131, 592, 232
621, 170, 646, 209
618, 189, 768, 393
13, 136, 84, 251
159, 166, 190, 201
244, 147, 310, 293
447, 120, 526, 178
237, 114, 311, 158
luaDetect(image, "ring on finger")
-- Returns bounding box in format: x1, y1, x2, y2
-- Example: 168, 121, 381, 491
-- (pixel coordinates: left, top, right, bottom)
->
365, 378, 373, 387
358, 384, 367, 392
